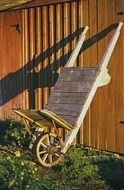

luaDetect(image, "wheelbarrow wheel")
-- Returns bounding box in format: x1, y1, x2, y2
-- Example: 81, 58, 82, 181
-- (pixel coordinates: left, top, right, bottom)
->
34, 132, 64, 167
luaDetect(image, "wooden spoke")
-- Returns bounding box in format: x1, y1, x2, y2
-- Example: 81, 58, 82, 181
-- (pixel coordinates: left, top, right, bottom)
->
48, 154, 53, 163
46, 134, 50, 146
55, 144, 61, 148
50, 136, 54, 144
42, 153, 48, 161
40, 142, 47, 148
34, 132, 64, 167
39, 150, 47, 155
55, 153, 60, 157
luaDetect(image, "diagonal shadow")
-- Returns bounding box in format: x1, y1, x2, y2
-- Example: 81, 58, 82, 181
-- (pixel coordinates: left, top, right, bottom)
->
0, 23, 118, 108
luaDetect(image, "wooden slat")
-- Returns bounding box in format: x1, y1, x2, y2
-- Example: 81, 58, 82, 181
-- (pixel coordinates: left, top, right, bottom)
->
29, 8, 36, 109
97, 0, 107, 150
54, 81, 93, 92
62, 2, 71, 139
56, 4, 63, 73
15, 110, 53, 128
18, 110, 45, 121
42, 6, 49, 107
22, 9, 26, 110
63, 2, 71, 64
58, 67, 98, 82
35, 7, 43, 109
82, 0, 91, 147
71, 1, 78, 66
105, 0, 116, 152
57, 115, 77, 126
48, 5, 56, 133
48, 92, 87, 104
46, 103, 82, 116
78, 0, 84, 144
23, 9, 30, 109
89, 0, 98, 148
49, 5, 55, 90
55, 3, 64, 136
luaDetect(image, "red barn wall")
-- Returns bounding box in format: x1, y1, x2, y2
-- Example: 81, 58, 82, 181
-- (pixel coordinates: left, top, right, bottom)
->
0, 10, 22, 119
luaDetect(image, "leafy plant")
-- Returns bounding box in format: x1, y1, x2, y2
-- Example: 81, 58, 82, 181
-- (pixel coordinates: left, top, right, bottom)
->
0, 119, 31, 149
53, 147, 111, 190
0, 151, 55, 190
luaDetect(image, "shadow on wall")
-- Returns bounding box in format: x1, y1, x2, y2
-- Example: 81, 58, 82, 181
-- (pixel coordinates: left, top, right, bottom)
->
0, 23, 118, 108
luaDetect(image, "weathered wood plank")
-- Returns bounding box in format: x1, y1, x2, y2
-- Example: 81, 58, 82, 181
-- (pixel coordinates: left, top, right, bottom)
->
35, 7, 43, 109
97, 0, 107, 150
46, 103, 82, 116
16, 110, 44, 121
55, 3, 63, 135
22, 9, 29, 110
89, 0, 98, 148
62, 2, 71, 137
29, 8, 36, 109
64, 67, 97, 70
106, 0, 116, 152
54, 81, 93, 92
42, 6, 49, 108
81, 0, 90, 147
48, 92, 87, 104
15, 110, 53, 128
58, 67, 98, 82
78, 0, 84, 144
57, 114, 77, 126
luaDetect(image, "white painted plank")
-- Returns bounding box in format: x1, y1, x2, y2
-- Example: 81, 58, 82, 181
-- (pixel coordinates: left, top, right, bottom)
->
65, 26, 89, 68
99, 22, 123, 71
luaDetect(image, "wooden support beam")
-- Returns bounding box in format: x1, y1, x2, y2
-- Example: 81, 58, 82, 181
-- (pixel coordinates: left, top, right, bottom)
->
99, 22, 123, 71
65, 26, 89, 68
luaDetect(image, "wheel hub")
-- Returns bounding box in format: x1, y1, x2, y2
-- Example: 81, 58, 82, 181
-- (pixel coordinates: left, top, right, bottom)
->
47, 146, 57, 154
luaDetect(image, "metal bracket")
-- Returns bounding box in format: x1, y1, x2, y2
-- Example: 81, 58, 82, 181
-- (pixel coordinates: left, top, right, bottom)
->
10, 23, 21, 33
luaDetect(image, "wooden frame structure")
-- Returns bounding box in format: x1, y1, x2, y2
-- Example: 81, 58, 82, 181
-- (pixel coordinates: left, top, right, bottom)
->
14, 22, 123, 167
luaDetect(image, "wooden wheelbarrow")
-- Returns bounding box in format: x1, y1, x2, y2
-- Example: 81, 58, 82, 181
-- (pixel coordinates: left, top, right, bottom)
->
14, 22, 123, 167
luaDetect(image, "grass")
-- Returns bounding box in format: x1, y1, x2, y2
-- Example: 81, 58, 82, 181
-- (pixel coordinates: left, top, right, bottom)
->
0, 119, 124, 190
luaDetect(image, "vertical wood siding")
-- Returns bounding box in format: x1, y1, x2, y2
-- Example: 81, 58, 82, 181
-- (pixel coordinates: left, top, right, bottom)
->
115, 0, 124, 153
1, 0, 124, 154
21, 0, 124, 153
0, 11, 22, 119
